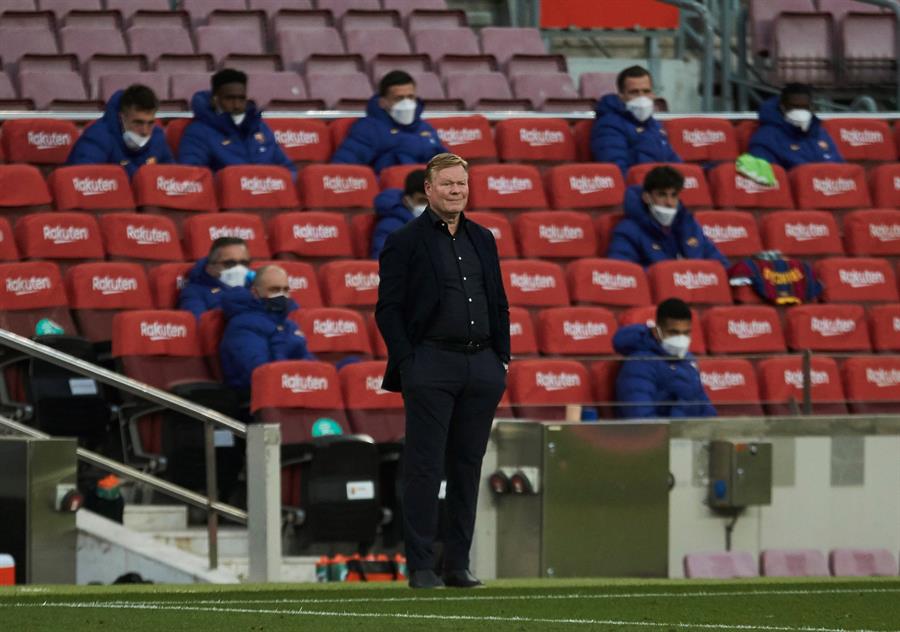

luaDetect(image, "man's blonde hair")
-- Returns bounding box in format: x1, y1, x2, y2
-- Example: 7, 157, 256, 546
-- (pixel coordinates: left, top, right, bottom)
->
425, 152, 468, 182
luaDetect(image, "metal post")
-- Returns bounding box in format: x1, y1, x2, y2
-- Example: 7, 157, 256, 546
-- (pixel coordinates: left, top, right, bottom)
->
802, 349, 813, 416
736, 3, 750, 111
647, 33, 662, 95
247, 424, 282, 583
204, 422, 219, 570
658, 0, 716, 111
721, 0, 735, 112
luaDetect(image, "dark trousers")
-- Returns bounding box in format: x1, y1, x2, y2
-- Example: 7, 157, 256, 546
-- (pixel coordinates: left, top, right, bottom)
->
400, 342, 507, 572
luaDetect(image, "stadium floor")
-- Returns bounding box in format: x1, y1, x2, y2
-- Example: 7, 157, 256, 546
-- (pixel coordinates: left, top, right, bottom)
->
1, 577, 898, 631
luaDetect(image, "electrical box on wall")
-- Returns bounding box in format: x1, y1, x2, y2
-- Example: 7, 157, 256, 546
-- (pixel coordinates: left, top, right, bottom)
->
708, 440, 772, 509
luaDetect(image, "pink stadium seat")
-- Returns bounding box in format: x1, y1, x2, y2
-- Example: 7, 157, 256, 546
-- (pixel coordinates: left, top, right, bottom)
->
59, 26, 127, 64
19, 70, 87, 109
508, 305, 537, 356
266, 118, 331, 165
344, 27, 411, 63
536, 306, 617, 356
339, 360, 404, 444
65, 261, 152, 342
249, 0, 312, 17
436, 54, 497, 77
156, 54, 213, 75
268, 211, 353, 260
647, 260, 731, 305
708, 162, 794, 209
507, 359, 590, 420
829, 548, 898, 576
290, 307, 371, 362
579, 71, 617, 99
207, 9, 267, 45
695, 210, 763, 258
406, 7, 464, 34
410, 27, 478, 61
495, 118, 576, 164
868, 304, 900, 351
300, 164, 377, 211
772, 11, 835, 85
39, 0, 102, 15
0, 261, 76, 336
0, 71, 17, 99
48, 164, 134, 214
60, 9, 122, 30
444, 72, 512, 109
544, 163, 625, 211
467, 164, 547, 210
276, 28, 344, 71
466, 211, 517, 259
867, 163, 900, 208
406, 70, 444, 99
85, 55, 148, 97
511, 73, 578, 109
339, 9, 401, 31
128, 27, 196, 62
317, 259, 379, 307
223, 53, 283, 74
702, 305, 786, 354
822, 119, 896, 162
195, 26, 265, 60
500, 259, 569, 308
129, 10, 191, 29
247, 71, 308, 107
106, 0, 171, 20
271, 8, 333, 33
253, 259, 322, 308
697, 358, 764, 417
305, 72, 372, 108
369, 53, 431, 79
384, 0, 448, 16
790, 163, 870, 209
99, 212, 183, 268
842, 356, 900, 414
567, 258, 651, 308
748, 0, 816, 57
683, 551, 758, 579
181, 0, 246, 24
664, 118, 740, 162
842, 12, 896, 84
506, 54, 567, 78
785, 303, 871, 352
626, 163, 713, 208
758, 355, 846, 415
425, 115, 496, 161
317, 0, 380, 19
0, 26, 58, 70
169, 73, 210, 102
514, 210, 596, 260
182, 212, 270, 261
99, 72, 169, 101
15, 211, 105, 272
760, 549, 829, 577
761, 210, 844, 256
480, 26, 546, 67
815, 257, 898, 303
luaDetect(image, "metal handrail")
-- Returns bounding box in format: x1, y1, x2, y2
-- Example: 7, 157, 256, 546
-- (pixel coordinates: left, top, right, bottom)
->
658, 0, 716, 111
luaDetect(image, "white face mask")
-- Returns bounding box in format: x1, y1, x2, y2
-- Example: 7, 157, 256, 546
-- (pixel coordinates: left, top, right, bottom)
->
219, 264, 249, 288
658, 329, 691, 358
389, 98, 417, 126
231, 112, 247, 127
625, 96, 654, 122
650, 204, 678, 227
784, 108, 812, 133
122, 129, 151, 151
411, 203, 427, 217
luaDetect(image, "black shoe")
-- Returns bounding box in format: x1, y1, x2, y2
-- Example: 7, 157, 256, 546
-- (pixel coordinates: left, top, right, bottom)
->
442, 569, 484, 588
408, 569, 445, 589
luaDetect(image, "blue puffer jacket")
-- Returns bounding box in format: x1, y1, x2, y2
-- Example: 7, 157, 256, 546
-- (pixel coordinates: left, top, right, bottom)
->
613, 324, 716, 419
606, 185, 729, 269
590, 94, 681, 176
178, 258, 249, 320
219, 289, 314, 390
370, 188, 415, 259
66, 90, 174, 177
178, 90, 296, 178
331, 95, 446, 173
748, 96, 844, 171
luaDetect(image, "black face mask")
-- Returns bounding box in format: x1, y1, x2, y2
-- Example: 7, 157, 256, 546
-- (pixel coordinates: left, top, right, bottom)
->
263, 295, 290, 313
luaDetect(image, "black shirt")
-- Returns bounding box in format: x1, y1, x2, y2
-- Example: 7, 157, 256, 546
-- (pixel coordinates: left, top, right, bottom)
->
423, 208, 492, 343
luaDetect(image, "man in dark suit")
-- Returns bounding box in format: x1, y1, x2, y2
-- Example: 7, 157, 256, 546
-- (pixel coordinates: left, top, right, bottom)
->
376, 153, 510, 589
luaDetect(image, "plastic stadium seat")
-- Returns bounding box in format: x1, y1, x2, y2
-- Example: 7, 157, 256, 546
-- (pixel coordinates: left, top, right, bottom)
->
507, 359, 590, 420
785, 304, 870, 352
106, 0, 170, 20
867, 163, 900, 208
340, 8, 401, 31
0, 217, 20, 261
841, 12, 897, 85
749, 0, 816, 57
276, 28, 344, 71
250, 260, 321, 309
99, 212, 183, 268
182, 212, 270, 260
647, 260, 731, 305
98, 71, 168, 102
215, 165, 299, 222
626, 163, 713, 209
683, 552, 758, 579
0, 261, 75, 337
271, 7, 333, 34
1, 119, 78, 167
662, 118, 739, 162
760, 549, 829, 577
790, 163, 870, 209
567, 258, 651, 308
349, 213, 374, 258
65, 262, 152, 342
444, 72, 512, 110
318, 259, 379, 307
435, 53, 498, 77
466, 211, 517, 258
815, 257, 898, 303
265, 119, 331, 165
500, 259, 569, 308
169, 73, 211, 102
511, 73, 578, 110
306, 71, 373, 108
697, 358, 764, 417
18, 70, 88, 110
339, 360, 404, 443
406, 7, 463, 33
132, 164, 218, 229
157, 56, 213, 79
268, 211, 353, 260
290, 306, 371, 361
15, 212, 104, 270
480, 27, 547, 67
378, 164, 424, 191
206, 9, 267, 45
0, 26, 58, 69
772, 12, 835, 85
617, 305, 706, 355
384, 0, 448, 18
0, 164, 53, 224
513, 210, 596, 260
365, 311, 386, 358
695, 210, 763, 258
47, 165, 134, 214
578, 71, 617, 100
127, 27, 195, 63
426, 115, 496, 161
318, 0, 380, 18
536, 306, 617, 356
506, 54, 568, 78
181, 0, 246, 23
708, 162, 794, 209
822, 119, 895, 162
110, 309, 206, 385
328, 117, 358, 153
508, 306, 537, 356
468, 164, 547, 210
543, 163, 624, 211
345, 27, 411, 63
757, 355, 846, 416
761, 210, 843, 256
410, 27, 478, 60
148, 262, 192, 309
868, 304, 900, 351
830, 548, 898, 577
494, 118, 576, 164
250, 0, 312, 17
369, 53, 431, 80
196, 24, 265, 59
702, 305, 786, 354
300, 164, 378, 211
59, 25, 127, 64
842, 356, 900, 414
85, 55, 150, 98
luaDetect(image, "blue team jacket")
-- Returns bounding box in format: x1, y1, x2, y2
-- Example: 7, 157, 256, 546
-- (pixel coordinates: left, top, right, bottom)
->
748, 96, 844, 171
370, 188, 415, 259
178, 258, 249, 320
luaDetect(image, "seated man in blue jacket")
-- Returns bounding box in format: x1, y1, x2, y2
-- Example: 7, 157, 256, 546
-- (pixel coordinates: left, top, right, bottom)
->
179, 237, 252, 319
591, 65, 681, 176
331, 70, 446, 173
67, 84, 173, 177
748, 83, 844, 171
613, 297, 715, 420
219, 264, 314, 391
607, 165, 728, 269
178, 68, 296, 179
370, 168, 427, 259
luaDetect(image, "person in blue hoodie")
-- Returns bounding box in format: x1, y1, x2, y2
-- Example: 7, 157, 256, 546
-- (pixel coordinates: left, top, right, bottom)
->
748, 83, 844, 171
178, 68, 296, 179
370, 168, 427, 259
331, 70, 446, 174
590, 65, 681, 176
606, 166, 728, 269
179, 237, 252, 319
613, 298, 715, 419
66, 85, 173, 177
219, 264, 314, 391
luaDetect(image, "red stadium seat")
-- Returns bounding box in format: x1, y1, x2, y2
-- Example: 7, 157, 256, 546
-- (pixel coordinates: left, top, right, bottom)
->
266, 118, 332, 165
268, 211, 353, 260
790, 163, 871, 210
589, 360, 619, 418
328, 118, 358, 155
508, 305, 537, 356
814, 257, 898, 303
702, 305, 786, 354
594, 212, 624, 258
821, 119, 896, 162
500, 259, 569, 307
466, 211, 518, 258
349, 213, 375, 259
567, 258, 651, 308
300, 164, 378, 211
339, 360, 404, 443
48, 164, 134, 215
617, 305, 706, 355
99, 212, 183, 268
148, 262, 193, 309
697, 358, 763, 416
364, 311, 387, 358
843, 209, 900, 256
0, 164, 53, 224
785, 304, 871, 352
761, 210, 843, 256
663, 118, 740, 162
290, 306, 371, 362
468, 164, 547, 211
182, 212, 270, 260
868, 163, 900, 208
626, 163, 713, 208
761, 549, 829, 578
250, 360, 349, 444
0, 217, 20, 261
0, 119, 78, 167
757, 356, 846, 416
0, 261, 75, 336
507, 358, 590, 420
163, 119, 192, 156
378, 164, 425, 191
197, 307, 225, 381
252, 260, 323, 308
543, 163, 624, 211
573, 119, 592, 162
132, 164, 218, 229
426, 115, 496, 161
535, 306, 617, 356
829, 548, 899, 577
842, 356, 900, 414
695, 210, 763, 258
868, 303, 900, 351
65, 262, 152, 342
513, 210, 597, 260
215, 165, 299, 222
318, 259, 379, 307
647, 260, 731, 305
494, 118, 576, 164
708, 162, 794, 209
736, 120, 758, 154
15, 211, 104, 271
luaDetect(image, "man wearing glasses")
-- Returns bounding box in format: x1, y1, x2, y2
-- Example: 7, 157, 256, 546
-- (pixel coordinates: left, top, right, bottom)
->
179, 237, 253, 319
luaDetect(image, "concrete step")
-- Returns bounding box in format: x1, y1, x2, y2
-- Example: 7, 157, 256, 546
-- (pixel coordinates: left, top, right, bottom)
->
123, 505, 188, 533
220, 556, 319, 583
151, 527, 250, 558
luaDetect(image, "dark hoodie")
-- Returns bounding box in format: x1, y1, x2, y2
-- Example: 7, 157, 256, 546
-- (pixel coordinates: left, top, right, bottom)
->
612, 323, 715, 419
606, 185, 728, 269
219, 288, 313, 390
748, 96, 844, 171
66, 90, 173, 177
590, 93, 681, 176
371, 188, 416, 259
178, 90, 296, 178
331, 95, 446, 173
178, 257, 248, 320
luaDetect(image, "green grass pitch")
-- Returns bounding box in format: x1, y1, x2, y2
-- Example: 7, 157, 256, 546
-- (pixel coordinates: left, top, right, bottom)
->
1, 577, 898, 631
